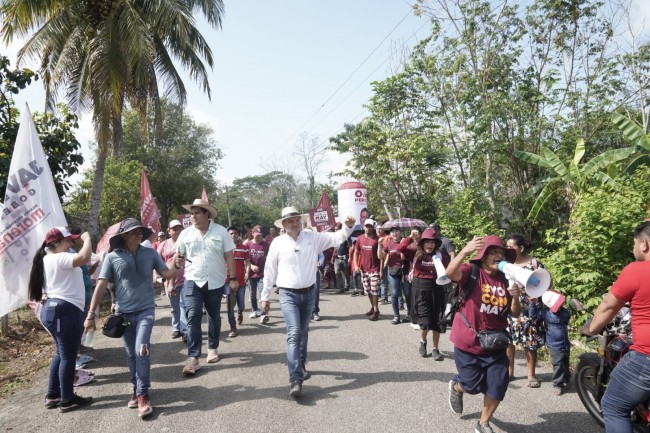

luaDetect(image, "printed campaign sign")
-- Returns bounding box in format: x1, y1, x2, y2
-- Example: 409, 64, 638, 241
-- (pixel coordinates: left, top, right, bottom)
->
309, 190, 335, 231
0, 106, 67, 317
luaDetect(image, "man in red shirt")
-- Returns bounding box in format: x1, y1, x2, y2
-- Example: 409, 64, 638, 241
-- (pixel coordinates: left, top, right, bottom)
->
354, 219, 381, 321
226, 226, 250, 337
582, 221, 650, 432
265, 226, 278, 244
157, 220, 186, 340
246, 227, 269, 322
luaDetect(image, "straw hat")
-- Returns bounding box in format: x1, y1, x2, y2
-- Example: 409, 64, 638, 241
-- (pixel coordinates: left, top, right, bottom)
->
274, 206, 303, 228
182, 199, 217, 219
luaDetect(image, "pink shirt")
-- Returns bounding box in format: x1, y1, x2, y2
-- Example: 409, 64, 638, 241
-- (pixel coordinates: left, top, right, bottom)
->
157, 238, 184, 287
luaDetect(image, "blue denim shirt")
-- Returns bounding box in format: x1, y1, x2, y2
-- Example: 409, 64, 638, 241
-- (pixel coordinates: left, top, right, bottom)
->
529, 302, 571, 351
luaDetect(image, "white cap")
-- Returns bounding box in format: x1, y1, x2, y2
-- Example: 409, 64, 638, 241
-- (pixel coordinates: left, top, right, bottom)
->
364, 218, 376, 227
168, 219, 183, 229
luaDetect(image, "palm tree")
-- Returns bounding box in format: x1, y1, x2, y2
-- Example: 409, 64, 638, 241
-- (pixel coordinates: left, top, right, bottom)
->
1, 0, 224, 235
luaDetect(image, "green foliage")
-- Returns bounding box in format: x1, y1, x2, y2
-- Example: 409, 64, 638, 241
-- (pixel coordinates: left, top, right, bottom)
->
543, 165, 650, 312
434, 188, 502, 249
0, 55, 82, 200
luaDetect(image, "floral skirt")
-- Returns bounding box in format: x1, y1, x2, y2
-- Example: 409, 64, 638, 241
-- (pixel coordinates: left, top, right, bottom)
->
507, 315, 546, 350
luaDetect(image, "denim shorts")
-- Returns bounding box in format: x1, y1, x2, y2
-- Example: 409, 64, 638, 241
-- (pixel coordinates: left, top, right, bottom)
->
453, 347, 509, 401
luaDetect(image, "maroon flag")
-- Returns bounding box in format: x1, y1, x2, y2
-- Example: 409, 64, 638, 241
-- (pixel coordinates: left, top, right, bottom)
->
202, 187, 208, 201
140, 169, 161, 233
309, 191, 335, 232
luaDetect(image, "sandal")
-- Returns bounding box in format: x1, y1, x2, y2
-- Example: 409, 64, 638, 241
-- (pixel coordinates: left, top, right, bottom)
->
527, 378, 541, 388
74, 372, 95, 387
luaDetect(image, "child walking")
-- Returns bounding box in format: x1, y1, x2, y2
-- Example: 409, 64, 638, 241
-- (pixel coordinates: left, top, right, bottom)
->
529, 289, 571, 395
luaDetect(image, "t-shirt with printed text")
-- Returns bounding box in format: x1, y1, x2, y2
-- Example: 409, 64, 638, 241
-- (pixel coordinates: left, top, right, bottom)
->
355, 234, 380, 273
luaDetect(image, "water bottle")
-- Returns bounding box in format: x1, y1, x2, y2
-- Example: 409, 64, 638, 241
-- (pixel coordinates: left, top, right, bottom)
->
83, 329, 95, 348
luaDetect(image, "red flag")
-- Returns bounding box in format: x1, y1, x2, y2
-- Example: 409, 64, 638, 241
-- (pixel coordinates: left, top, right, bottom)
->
202, 187, 208, 201
309, 190, 335, 232
140, 168, 161, 233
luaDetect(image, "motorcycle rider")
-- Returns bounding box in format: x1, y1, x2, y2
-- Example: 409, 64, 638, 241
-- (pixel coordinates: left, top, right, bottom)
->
581, 221, 650, 433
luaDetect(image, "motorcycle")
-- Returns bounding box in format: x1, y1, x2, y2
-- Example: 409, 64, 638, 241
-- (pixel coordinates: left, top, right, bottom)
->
571, 299, 650, 432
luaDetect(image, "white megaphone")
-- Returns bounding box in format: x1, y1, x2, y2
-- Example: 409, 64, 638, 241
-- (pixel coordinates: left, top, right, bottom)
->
433, 255, 450, 285
497, 261, 551, 298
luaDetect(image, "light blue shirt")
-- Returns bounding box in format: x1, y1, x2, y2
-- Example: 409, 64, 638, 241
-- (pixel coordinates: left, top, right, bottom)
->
174, 221, 235, 289
99, 246, 167, 313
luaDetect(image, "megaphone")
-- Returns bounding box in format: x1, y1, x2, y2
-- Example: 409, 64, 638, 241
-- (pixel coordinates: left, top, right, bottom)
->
433, 255, 450, 285
497, 261, 551, 298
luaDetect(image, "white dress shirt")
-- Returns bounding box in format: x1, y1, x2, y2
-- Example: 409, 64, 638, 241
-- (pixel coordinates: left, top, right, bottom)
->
261, 226, 353, 301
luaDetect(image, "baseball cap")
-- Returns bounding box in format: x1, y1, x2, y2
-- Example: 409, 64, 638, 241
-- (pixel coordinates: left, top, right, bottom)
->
44, 227, 80, 245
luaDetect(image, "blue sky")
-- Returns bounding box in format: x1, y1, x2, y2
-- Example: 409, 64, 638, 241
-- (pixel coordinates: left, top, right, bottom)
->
4, 0, 650, 191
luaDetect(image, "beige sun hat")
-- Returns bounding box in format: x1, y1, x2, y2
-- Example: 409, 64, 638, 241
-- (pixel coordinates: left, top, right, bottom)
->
274, 206, 304, 228
182, 199, 217, 219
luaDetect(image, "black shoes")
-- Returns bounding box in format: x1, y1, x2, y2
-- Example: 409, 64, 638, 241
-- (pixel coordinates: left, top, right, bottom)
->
60, 394, 93, 412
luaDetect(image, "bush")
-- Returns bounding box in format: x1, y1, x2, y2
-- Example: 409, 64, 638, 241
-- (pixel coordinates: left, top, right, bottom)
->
543, 166, 650, 313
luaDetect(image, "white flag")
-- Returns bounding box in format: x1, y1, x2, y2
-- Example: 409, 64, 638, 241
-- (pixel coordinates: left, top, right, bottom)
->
0, 105, 67, 317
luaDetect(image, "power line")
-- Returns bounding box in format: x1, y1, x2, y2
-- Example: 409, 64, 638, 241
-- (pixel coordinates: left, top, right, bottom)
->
277, 10, 415, 151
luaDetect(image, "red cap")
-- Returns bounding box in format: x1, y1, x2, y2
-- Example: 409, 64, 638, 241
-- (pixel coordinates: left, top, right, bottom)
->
45, 227, 80, 245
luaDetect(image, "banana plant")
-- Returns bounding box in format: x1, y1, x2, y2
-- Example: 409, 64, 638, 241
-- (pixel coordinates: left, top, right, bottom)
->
515, 138, 637, 221
611, 112, 650, 172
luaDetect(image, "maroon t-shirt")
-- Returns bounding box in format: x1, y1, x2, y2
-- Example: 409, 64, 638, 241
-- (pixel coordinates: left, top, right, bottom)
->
382, 238, 405, 270
398, 239, 450, 280
355, 234, 380, 273
247, 240, 269, 278
226, 243, 249, 285
450, 263, 512, 355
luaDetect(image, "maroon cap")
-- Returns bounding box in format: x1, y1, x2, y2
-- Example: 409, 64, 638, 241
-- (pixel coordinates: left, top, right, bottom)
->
45, 227, 80, 245
418, 228, 442, 250
471, 235, 516, 264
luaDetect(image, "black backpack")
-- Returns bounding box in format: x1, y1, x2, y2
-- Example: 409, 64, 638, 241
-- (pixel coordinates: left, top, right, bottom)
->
439, 263, 480, 327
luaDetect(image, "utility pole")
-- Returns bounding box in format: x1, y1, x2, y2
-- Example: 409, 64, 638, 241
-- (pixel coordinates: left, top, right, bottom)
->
225, 183, 232, 227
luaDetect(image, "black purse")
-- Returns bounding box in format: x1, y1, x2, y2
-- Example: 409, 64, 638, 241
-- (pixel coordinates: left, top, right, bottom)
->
457, 310, 511, 351
102, 314, 130, 338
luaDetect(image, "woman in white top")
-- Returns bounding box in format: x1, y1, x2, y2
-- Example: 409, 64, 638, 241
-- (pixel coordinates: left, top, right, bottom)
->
28, 227, 92, 412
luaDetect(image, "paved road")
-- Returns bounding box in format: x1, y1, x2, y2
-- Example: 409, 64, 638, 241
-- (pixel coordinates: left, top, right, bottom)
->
0, 288, 602, 433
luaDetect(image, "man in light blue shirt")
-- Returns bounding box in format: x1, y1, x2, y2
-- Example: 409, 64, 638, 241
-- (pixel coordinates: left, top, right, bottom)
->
174, 199, 238, 375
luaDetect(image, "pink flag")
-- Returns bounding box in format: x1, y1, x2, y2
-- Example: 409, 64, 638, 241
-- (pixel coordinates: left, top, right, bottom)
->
140, 169, 161, 233
201, 187, 208, 201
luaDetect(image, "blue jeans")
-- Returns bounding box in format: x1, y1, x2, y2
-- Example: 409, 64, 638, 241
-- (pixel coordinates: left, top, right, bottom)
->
402, 279, 413, 317
279, 286, 316, 384
168, 284, 187, 335
380, 272, 389, 299
184, 281, 224, 358
249, 277, 261, 312
313, 271, 320, 315
40, 298, 82, 402
121, 308, 155, 396
352, 270, 361, 291
388, 274, 404, 317
227, 286, 246, 325
602, 350, 650, 433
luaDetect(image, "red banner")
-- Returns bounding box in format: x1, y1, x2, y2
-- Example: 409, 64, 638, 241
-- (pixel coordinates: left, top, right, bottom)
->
140, 168, 161, 233
178, 213, 193, 228
309, 191, 335, 232
202, 187, 208, 201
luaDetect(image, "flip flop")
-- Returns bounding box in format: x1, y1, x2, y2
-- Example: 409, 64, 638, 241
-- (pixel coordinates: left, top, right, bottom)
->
527, 378, 541, 388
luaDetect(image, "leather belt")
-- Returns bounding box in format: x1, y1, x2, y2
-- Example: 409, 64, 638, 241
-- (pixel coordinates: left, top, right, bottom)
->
337, 256, 349, 260
280, 286, 314, 294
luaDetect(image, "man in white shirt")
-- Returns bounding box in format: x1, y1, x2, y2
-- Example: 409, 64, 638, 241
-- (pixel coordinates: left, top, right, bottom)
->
174, 199, 238, 375
261, 207, 355, 397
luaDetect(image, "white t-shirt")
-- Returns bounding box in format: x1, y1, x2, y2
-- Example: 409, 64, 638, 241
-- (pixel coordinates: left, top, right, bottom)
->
44, 253, 85, 311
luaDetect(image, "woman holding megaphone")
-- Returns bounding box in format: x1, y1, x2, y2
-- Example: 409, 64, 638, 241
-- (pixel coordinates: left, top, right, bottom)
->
504, 234, 547, 389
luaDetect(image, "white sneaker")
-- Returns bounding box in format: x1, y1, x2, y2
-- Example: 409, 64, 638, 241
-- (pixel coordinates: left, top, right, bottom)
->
249, 311, 259, 319
206, 349, 220, 363
410, 323, 420, 330
312, 313, 321, 321
260, 314, 269, 325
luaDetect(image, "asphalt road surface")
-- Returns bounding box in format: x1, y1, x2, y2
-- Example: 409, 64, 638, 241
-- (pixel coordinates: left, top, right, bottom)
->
0, 288, 602, 433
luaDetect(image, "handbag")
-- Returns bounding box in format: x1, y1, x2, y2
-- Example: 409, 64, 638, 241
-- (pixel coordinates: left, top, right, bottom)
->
457, 310, 511, 351
476, 329, 511, 351
102, 314, 130, 338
